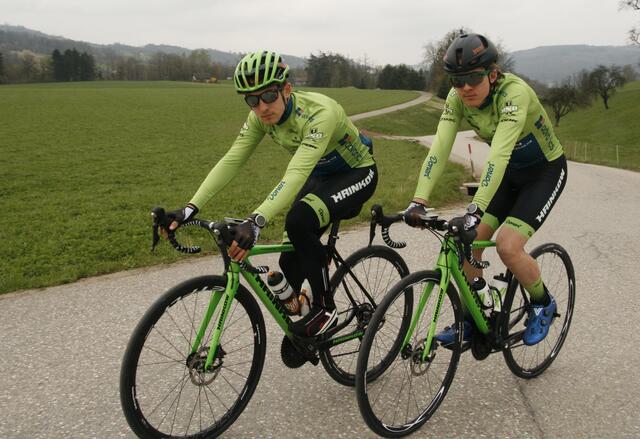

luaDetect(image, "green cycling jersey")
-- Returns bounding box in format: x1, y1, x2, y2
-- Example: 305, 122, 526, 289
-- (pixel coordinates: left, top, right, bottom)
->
414, 73, 564, 211
190, 90, 375, 222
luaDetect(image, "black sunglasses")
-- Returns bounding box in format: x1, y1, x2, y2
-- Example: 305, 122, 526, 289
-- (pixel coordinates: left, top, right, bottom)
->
449, 70, 491, 88
244, 87, 282, 108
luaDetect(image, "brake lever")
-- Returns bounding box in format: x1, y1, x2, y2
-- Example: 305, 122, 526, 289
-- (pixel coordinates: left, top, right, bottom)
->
150, 207, 167, 252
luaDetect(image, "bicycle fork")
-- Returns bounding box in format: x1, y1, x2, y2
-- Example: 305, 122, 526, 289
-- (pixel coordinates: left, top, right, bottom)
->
189, 264, 240, 371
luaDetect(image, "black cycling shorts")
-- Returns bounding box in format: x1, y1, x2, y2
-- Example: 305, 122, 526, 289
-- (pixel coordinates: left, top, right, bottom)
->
296, 164, 378, 229
482, 155, 567, 238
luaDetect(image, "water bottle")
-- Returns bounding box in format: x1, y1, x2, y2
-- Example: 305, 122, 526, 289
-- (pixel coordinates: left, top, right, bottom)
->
472, 277, 493, 317
489, 274, 508, 313
298, 280, 314, 317
267, 271, 300, 315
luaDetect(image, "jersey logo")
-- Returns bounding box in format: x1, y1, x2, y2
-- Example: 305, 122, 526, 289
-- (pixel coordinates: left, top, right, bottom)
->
305, 128, 324, 141
423, 156, 438, 178
442, 103, 454, 116
535, 168, 565, 223
500, 101, 519, 115
330, 169, 375, 203
481, 162, 495, 187
269, 181, 286, 200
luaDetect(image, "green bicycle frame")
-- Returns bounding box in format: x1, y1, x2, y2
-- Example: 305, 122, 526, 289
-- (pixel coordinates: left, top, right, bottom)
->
190, 242, 296, 370
401, 238, 496, 361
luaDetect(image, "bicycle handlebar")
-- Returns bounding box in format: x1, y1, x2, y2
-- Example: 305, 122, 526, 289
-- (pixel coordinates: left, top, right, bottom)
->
369, 204, 406, 249
367, 205, 489, 269
150, 207, 269, 274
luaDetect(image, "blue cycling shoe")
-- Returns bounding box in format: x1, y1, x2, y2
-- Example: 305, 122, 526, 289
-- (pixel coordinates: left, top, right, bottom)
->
523, 295, 557, 346
435, 319, 474, 345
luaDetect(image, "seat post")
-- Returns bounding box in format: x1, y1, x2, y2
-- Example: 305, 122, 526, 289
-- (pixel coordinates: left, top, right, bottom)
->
326, 221, 341, 251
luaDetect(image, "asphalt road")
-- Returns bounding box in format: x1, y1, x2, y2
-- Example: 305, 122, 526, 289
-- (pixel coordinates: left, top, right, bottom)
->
2, 117, 639, 438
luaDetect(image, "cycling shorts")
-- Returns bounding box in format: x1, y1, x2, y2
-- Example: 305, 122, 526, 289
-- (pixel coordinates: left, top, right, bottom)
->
482, 155, 567, 238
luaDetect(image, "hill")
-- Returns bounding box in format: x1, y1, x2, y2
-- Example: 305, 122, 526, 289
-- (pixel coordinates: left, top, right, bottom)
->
2, 25, 639, 83
511, 45, 640, 85
0, 24, 307, 68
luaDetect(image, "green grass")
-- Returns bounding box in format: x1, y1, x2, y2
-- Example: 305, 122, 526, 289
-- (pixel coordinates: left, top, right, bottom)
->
550, 80, 640, 170
0, 81, 458, 294
355, 96, 472, 136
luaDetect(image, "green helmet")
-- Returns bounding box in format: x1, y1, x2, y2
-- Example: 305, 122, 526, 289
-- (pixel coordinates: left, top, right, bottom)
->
234, 50, 290, 93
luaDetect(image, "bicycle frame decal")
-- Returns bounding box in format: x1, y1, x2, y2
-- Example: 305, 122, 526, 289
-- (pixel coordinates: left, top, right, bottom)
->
190, 286, 225, 356
242, 270, 292, 333
205, 267, 240, 369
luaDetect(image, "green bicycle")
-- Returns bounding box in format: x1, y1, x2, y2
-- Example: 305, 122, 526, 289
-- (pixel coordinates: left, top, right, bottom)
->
120, 207, 410, 438
355, 209, 575, 437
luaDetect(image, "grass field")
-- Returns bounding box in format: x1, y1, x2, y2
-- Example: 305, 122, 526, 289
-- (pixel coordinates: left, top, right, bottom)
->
553, 80, 640, 170
355, 96, 470, 136
0, 81, 465, 294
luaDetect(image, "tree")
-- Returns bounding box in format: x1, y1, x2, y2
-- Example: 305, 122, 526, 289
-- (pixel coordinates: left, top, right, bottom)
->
543, 85, 583, 126
79, 52, 95, 81
19, 51, 38, 82
588, 65, 627, 109
620, 0, 640, 45
305, 52, 374, 88
51, 48, 96, 81
377, 64, 426, 90
0, 52, 5, 83
52, 49, 65, 81
622, 64, 637, 82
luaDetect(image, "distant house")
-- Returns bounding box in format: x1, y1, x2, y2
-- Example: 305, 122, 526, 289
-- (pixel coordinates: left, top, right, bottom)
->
192, 73, 218, 83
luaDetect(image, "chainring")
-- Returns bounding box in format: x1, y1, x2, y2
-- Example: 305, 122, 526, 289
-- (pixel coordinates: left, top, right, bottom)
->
281, 335, 308, 369
470, 332, 492, 360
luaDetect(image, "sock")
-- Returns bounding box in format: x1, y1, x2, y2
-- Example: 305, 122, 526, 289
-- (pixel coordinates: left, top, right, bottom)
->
526, 277, 550, 306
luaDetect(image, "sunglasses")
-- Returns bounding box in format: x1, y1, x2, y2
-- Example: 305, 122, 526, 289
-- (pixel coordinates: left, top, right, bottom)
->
449, 70, 491, 88
244, 87, 281, 108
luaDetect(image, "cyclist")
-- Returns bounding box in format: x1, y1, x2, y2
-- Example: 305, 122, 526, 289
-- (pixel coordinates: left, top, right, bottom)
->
166, 50, 377, 337
404, 34, 567, 346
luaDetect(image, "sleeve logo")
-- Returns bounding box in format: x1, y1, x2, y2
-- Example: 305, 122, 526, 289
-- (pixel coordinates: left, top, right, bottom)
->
500, 100, 519, 115
305, 128, 324, 140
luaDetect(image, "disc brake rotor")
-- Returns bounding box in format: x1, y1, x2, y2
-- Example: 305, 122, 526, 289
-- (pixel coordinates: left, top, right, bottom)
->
187, 346, 224, 386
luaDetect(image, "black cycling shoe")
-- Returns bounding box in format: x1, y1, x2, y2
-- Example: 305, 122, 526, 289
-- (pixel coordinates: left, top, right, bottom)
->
290, 306, 337, 338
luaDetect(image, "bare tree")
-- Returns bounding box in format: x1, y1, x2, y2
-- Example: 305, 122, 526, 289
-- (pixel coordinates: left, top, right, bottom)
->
543, 85, 582, 126
620, 0, 640, 45
588, 65, 627, 109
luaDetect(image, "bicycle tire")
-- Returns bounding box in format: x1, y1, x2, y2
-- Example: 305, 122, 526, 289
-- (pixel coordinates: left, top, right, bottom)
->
120, 275, 266, 438
319, 245, 410, 386
355, 270, 463, 437
502, 243, 575, 378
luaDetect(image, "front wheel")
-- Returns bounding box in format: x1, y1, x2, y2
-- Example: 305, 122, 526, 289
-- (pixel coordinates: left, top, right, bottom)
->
356, 270, 463, 437
319, 245, 410, 386
120, 275, 266, 438
502, 243, 575, 378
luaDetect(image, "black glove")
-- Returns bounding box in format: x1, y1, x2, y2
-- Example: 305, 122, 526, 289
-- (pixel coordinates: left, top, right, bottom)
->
403, 202, 428, 228
231, 219, 261, 250
167, 203, 199, 230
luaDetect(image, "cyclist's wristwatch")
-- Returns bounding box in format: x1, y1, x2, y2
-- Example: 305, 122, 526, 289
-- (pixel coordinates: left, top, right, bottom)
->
249, 213, 267, 228
466, 203, 483, 217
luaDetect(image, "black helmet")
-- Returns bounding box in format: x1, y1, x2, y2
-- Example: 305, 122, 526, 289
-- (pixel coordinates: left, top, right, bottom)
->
443, 33, 498, 74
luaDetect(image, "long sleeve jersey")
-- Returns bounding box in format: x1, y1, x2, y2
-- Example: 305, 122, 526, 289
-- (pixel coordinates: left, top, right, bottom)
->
414, 73, 564, 211
190, 90, 375, 221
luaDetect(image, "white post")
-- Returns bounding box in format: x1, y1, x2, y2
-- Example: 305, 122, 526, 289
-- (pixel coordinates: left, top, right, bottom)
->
468, 143, 476, 180
584, 142, 587, 162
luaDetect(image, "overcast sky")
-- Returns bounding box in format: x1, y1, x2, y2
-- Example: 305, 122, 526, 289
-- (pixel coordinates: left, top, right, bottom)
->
2, 0, 638, 65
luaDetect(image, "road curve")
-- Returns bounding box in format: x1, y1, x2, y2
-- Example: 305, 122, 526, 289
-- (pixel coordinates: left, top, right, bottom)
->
1, 100, 639, 438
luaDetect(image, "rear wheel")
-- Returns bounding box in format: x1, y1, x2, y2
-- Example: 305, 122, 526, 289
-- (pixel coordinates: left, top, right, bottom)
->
356, 270, 463, 437
502, 243, 575, 378
120, 275, 266, 438
319, 245, 410, 386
